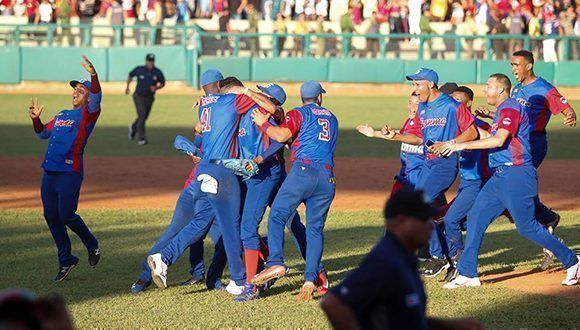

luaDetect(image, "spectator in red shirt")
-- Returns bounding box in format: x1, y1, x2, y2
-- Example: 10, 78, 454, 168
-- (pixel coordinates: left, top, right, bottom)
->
25, 0, 39, 23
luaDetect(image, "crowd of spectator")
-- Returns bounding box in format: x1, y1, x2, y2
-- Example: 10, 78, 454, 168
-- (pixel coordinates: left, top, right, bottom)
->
0, 0, 578, 60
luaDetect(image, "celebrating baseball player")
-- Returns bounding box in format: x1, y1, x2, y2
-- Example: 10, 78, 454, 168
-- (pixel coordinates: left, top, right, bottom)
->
441, 73, 580, 288
28, 56, 102, 282
250, 80, 338, 301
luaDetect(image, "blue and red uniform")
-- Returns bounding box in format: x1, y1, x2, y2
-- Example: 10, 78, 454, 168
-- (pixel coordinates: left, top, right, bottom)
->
457, 98, 577, 278
158, 93, 259, 285
34, 74, 101, 268
392, 116, 424, 193
264, 103, 338, 283
511, 77, 571, 223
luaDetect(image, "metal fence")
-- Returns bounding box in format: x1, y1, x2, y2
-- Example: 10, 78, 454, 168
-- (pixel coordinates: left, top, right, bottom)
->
1, 23, 579, 61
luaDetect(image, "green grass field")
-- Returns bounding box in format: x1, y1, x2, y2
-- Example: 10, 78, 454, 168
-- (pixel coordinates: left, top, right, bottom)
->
1, 93, 579, 329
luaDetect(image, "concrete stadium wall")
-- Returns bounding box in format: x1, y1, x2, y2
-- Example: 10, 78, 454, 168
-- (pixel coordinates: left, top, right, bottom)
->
2, 47, 580, 86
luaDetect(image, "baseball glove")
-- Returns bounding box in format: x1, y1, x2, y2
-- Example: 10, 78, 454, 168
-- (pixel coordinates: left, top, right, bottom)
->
220, 159, 260, 180
174, 135, 200, 157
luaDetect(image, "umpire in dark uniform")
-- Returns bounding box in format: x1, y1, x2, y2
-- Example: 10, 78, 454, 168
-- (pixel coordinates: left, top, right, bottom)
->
321, 189, 485, 330
126, 53, 165, 145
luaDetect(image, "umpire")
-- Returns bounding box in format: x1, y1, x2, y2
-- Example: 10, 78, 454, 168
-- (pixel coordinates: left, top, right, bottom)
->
126, 53, 165, 145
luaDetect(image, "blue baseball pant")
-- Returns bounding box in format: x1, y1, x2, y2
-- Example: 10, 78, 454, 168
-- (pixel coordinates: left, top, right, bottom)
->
265, 161, 335, 282
457, 165, 577, 278
41, 171, 98, 267
443, 179, 483, 259
529, 132, 557, 224
138, 182, 226, 287
160, 163, 246, 285
415, 156, 458, 259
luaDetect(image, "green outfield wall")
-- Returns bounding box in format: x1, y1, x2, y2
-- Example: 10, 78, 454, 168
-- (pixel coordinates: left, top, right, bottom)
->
1, 46, 580, 86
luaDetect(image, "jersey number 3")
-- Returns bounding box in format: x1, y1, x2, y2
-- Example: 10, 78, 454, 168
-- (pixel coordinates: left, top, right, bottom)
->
317, 118, 330, 142
201, 107, 211, 132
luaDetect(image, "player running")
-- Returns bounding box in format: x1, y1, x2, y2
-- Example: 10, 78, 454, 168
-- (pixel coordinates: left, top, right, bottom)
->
356, 92, 424, 193
441, 74, 580, 288
251, 81, 338, 301
28, 56, 102, 282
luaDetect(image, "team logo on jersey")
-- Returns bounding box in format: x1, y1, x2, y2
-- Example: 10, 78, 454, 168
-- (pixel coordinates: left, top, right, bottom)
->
420, 117, 447, 128
502, 117, 512, 126
153, 76, 157, 80
139, 75, 144, 79
238, 128, 246, 136
54, 119, 75, 127
560, 97, 568, 105
515, 97, 531, 108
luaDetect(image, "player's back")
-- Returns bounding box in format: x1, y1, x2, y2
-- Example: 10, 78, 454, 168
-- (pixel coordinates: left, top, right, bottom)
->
290, 103, 338, 166
198, 93, 241, 162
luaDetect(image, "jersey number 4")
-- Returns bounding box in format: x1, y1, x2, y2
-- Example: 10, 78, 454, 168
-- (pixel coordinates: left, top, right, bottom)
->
317, 119, 330, 141
200, 107, 211, 132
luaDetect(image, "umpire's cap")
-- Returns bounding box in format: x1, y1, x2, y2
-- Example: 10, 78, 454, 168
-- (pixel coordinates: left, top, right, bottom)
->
384, 189, 438, 221
146, 53, 155, 62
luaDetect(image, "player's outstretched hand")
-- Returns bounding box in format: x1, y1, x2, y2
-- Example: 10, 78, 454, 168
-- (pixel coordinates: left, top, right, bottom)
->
380, 124, 396, 139
563, 110, 577, 127
356, 124, 375, 138
81, 55, 96, 75
474, 106, 492, 119
28, 98, 45, 119
439, 142, 463, 157
251, 108, 270, 126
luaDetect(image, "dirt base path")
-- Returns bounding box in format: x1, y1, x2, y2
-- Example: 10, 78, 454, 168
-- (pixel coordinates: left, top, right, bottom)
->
1, 157, 580, 211
483, 269, 580, 299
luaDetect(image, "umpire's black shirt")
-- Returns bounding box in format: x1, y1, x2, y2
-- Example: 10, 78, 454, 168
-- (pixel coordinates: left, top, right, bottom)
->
129, 66, 165, 97
330, 232, 427, 330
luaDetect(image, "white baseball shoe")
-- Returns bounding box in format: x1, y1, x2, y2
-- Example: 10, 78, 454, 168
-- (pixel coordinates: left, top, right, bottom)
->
561, 256, 580, 286
443, 275, 481, 289
225, 281, 245, 295
147, 254, 168, 289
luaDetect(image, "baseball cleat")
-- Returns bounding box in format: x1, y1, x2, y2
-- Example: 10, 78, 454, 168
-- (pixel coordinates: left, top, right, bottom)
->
53, 262, 78, 282
234, 284, 260, 302
131, 279, 151, 293
225, 281, 245, 295
561, 256, 580, 286
540, 237, 563, 270
297, 281, 316, 302
544, 212, 560, 234
316, 269, 329, 295
147, 254, 168, 289
423, 257, 450, 278
128, 124, 136, 140
180, 276, 205, 287
444, 267, 458, 282
443, 275, 481, 289
138, 139, 148, 146
260, 278, 278, 291
88, 248, 100, 267
251, 265, 288, 286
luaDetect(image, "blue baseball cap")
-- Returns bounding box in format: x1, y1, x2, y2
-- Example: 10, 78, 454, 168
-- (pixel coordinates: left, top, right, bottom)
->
69, 79, 91, 91
406, 68, 439, 85
257, 83, 287, 105
201, 69, 223, 86
300, 80, 326, 99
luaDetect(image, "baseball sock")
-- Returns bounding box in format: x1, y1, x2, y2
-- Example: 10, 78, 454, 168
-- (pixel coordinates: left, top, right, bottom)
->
245, 249, 260, 281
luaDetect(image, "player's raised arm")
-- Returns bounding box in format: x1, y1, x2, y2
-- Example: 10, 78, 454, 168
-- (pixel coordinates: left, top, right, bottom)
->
356, 124, 422, 145
81, 56, 102, 113
252, 108, 294, 142
28, 98, 53, 139
228, 85, 277, 114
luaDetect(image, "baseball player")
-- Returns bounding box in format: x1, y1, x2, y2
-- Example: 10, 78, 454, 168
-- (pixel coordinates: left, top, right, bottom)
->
224, 81, 327, 302
404, 69, 479, 277
130, 70, 228, 293
28, 56, 101, 282
146, 77, 277, 295
250, 81, 338, 302
441, 74, 580, 288
356, 92, 424, 193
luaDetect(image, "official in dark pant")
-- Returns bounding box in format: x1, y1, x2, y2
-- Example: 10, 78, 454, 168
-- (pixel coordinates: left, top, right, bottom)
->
126, 53, 165, 145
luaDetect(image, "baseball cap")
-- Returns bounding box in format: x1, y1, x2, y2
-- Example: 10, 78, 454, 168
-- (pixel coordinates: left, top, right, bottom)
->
384, 189, 438, 221
455, 86, 474, 101
201, 69, 224, 86
69, 79, 91, 91
257, 83, 287, 105
300, 80, 326, 99
146, 53, 155, 61
439, 82, 459, 95
406, 68, 439, 85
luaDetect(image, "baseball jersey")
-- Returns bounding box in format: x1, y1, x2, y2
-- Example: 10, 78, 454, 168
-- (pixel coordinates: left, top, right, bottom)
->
488, 98, 532, 168
197, 93, 257, 163
36, 75, 102, 173
459, 118, 491, 181
238, 105, 283, 162
418, 93, 474, 161
511, 77, 570, 133
283, 103, 339, 166
398, 117, 424, 181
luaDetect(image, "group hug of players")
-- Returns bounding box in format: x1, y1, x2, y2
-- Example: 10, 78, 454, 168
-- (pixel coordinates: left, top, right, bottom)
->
29, 50, 578, 303
356, 50, 579, 288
